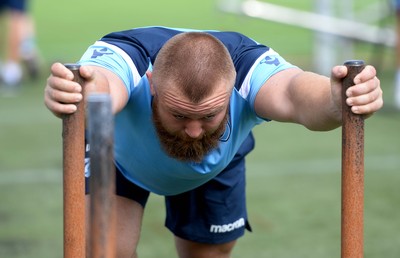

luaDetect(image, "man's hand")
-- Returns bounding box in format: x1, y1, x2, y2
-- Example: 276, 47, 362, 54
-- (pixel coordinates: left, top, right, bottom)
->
44, 63, 83, 118
44, 63, 110, 118
330, 65, 383, 117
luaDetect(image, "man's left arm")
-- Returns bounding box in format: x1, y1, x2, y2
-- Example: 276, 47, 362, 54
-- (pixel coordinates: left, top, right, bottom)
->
253, 65, 383, 131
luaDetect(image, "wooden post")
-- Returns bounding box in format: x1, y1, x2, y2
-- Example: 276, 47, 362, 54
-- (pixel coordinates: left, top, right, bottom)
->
341, 60, 365, 258
62, 63, 86, 258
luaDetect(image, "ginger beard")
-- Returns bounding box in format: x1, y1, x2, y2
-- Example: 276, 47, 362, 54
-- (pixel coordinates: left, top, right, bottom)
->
152, 99, 228, 163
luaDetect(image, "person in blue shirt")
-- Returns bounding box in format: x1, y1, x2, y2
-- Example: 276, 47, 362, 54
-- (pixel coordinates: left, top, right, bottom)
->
44, 26, 383, 258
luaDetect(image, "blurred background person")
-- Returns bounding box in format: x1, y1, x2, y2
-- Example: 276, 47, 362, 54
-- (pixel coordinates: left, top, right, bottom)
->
0, 0, 40, 93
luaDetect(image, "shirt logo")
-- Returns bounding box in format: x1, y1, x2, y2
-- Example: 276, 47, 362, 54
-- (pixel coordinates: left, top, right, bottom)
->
91, 47, 113, 58
260, 56, 280, 66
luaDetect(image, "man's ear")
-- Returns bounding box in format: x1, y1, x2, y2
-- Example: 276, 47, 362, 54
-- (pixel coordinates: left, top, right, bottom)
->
146, 71, 156, 96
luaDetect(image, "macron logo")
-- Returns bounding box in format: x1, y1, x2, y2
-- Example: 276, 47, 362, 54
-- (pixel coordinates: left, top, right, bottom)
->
210, 218, 245, 233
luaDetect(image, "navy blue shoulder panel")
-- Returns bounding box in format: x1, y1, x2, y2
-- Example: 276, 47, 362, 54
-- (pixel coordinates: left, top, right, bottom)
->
101, 27, 181, 76
208, 31, 269, 91
100, 27, 269, 90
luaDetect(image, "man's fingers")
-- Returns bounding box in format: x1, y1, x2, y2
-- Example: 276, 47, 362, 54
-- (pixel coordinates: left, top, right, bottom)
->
346, 85, 381, 105
47, 75, 82, 94
44, 75, 83, 118
346, 84, 383, 115
350, 97, 383, 115
80, 66, 110, 94
44, 92, 78, 118
46, 85, 83, 104
50, 62, 75, 80
346, 76, 380, 97
343, 65, 382, 115
353, 65, 376, 85
331, 65, 348, 84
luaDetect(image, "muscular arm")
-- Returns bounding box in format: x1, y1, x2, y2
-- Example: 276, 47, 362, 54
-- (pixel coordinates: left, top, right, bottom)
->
80, 65, 129, 114
254, 66, 382, 131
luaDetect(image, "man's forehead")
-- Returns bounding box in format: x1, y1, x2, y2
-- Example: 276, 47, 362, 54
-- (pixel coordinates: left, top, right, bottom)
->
161, 89, 230, 115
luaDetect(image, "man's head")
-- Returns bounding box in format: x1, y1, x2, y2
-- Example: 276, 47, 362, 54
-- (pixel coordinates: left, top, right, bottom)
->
149, 32, 236, 162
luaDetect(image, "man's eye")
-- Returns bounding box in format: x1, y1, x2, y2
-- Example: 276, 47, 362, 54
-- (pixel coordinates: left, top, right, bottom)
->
204, 114, 216, 120
174, 114, 185, 120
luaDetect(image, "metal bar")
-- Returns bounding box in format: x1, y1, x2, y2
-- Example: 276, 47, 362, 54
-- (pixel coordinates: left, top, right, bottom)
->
87, 93, 116, 258
236, 1, 395, 47
62, 63, 86, 258
341, 60, 365, 258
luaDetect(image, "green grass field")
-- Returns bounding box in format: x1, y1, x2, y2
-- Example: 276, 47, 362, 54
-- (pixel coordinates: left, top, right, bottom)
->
1, 0, 399, 257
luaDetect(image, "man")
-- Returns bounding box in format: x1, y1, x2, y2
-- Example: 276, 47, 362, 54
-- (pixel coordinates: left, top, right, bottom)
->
44, 26, 383, 258
0, 0, 39, 92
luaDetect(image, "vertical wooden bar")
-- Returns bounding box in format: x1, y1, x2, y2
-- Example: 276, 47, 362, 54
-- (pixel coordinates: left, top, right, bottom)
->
62, 63, 86, 258
341, 60, 365, 258
87, 93, 116, 258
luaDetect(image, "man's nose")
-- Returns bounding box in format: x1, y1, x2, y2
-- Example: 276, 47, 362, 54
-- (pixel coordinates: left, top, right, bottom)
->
184, 120, 203, 139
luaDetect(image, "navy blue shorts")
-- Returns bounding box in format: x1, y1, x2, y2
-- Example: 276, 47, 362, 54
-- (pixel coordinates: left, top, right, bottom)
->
85, 133, 255, 244
0, 0, 27, 12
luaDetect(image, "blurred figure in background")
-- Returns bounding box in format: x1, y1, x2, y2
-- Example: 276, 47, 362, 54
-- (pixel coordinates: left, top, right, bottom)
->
0, 0, 40, 94
394, 0, 400, 109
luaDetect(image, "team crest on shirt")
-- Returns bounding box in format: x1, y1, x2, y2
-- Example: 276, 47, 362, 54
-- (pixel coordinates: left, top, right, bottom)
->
260, 56, 280, 66
91, 47, 113, 58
